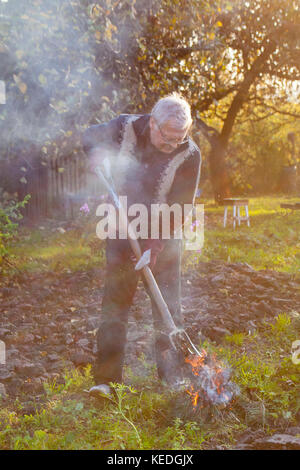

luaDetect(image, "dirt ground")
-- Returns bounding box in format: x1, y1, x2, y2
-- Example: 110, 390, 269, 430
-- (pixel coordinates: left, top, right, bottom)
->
1, 260, 299, 401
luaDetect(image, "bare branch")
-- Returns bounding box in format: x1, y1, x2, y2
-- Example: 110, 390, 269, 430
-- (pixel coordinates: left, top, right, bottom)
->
196, 85, 237, 112
236, 110, 276, 125
194, 116, 219, 143
220, 37, 278, 144
256, 102, 300, 119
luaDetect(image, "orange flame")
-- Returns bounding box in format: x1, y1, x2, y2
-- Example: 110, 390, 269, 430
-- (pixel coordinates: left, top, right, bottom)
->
186, 385, 202, 408
184, 349, 229, 408
184, 350, 207, 408
185, 349, 207, 374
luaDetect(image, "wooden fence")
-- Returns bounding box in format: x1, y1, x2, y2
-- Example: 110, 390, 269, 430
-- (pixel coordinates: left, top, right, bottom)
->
0, 150, 104, 221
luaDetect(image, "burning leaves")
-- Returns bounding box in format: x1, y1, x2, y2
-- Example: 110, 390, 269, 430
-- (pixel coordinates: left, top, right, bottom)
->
184, 349, 239, 409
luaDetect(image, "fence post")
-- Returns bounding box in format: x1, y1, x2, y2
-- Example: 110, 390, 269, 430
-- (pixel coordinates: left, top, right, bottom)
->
0, 340, 5, 365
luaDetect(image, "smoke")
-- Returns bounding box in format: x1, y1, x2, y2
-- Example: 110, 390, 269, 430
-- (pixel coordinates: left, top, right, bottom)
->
0, 0, 119, 152
185, 351, 239, 407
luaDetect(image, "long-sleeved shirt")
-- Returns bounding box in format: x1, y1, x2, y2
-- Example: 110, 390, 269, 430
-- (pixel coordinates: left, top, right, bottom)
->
82, 113, 201, 237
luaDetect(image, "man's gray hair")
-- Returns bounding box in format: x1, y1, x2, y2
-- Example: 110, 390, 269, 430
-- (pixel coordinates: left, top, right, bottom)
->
151, 92, 192, 129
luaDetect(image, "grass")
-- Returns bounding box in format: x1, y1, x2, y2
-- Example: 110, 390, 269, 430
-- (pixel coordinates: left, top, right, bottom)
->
0, 313, 299, 450
3, 222, 105, 275
1, 195, 300, 276
0, 195, 299, 449
184, 195, 300, 273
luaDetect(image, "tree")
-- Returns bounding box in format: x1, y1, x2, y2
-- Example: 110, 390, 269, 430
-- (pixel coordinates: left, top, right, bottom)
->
196, 0, 300, 201
88, 0, 300, 202
1, 0, 300, 204
227, 103, 300, 194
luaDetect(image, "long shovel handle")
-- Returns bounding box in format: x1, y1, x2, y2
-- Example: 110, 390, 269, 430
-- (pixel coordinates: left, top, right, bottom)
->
127, 236, 178, 333
95, 165, 201, 356
128, 236, 200, 356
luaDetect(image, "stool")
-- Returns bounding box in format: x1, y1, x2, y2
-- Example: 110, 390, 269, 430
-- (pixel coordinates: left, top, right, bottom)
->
223, 198, 250, 228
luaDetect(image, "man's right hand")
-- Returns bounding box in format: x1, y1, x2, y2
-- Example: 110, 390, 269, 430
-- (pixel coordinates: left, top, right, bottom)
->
141, 239, 165, 271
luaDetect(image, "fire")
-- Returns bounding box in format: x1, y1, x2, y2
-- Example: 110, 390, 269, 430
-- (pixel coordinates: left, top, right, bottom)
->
185, 348, 207, 373
184, 349, 238, 408
186, 385, 202, 408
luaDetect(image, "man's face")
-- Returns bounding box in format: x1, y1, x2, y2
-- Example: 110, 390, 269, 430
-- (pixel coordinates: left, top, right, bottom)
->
149, 116, 189, 154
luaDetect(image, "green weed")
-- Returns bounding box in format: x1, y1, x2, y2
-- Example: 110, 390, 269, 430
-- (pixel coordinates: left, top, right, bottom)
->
225, 333, 246, 346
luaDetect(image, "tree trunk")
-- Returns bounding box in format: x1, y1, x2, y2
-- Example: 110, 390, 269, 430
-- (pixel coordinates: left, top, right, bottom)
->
208, 134, 231, 204
197, 38, 278, 204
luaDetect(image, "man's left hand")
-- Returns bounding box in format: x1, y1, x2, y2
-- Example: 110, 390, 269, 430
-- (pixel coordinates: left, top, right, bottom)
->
142, 239, 165, 270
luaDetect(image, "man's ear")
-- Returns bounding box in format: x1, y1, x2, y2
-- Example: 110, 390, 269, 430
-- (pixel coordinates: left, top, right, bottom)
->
149, 115, 155, 131
185, 120, 192, 134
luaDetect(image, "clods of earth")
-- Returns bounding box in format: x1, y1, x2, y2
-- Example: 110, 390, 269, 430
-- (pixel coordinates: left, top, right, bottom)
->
0, 260, 299, 449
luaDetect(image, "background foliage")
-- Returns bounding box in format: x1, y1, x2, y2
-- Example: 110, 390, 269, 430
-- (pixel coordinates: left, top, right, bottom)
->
0, 0, 299, 199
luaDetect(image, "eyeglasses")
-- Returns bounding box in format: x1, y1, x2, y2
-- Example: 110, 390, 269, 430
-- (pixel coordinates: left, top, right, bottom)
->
154, 118, 188, 146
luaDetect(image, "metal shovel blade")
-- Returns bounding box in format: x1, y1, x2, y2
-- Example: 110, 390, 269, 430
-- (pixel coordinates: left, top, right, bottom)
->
135, 249, 151, 271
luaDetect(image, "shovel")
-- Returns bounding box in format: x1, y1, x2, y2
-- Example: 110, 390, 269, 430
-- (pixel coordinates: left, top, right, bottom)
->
95, 160, 201, 360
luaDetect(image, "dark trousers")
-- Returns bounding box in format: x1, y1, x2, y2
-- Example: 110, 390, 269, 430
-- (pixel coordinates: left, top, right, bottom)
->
93, 237, 183, 385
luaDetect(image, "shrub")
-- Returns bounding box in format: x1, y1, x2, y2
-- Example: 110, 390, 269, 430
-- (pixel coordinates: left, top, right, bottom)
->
0, 189, 30, 266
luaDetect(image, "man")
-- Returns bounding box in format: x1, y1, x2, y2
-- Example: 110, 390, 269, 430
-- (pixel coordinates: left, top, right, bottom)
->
82, 93, 201, 397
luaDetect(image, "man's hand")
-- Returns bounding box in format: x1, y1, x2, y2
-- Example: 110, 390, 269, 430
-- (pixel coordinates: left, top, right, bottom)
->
141, 239, 165, 270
